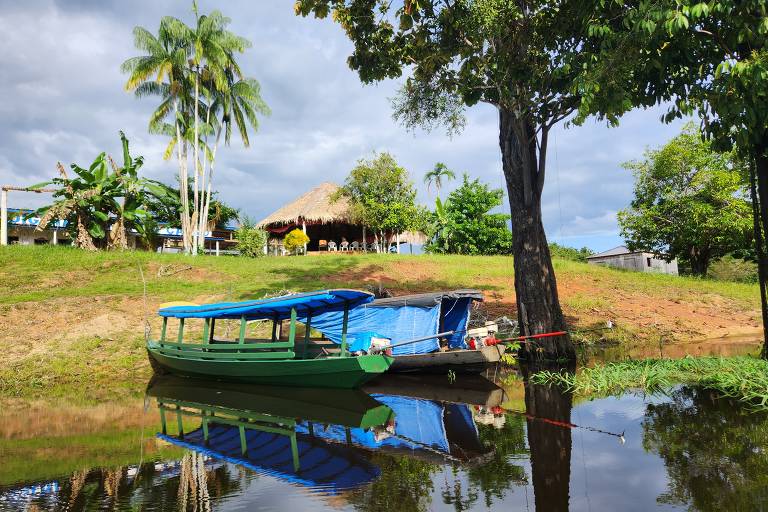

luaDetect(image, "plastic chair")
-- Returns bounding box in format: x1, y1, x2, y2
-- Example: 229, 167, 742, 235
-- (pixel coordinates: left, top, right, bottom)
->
328, 241, 337, 252
350, 241, 360, 251
340, 241, 350, 251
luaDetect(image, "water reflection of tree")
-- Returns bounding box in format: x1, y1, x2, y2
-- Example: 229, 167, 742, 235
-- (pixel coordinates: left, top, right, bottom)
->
643, 386, 768, 510
347, 455, 437, 512
458, 414, 529, 509
522, 360, 575, 512
47, 455, 244, 510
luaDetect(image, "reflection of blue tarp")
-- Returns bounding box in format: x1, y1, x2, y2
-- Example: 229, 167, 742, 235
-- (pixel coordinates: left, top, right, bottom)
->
297, 395, 450, 453
159, 423, 379, 493
303, 294, 476, 354
301, 305, 441, 355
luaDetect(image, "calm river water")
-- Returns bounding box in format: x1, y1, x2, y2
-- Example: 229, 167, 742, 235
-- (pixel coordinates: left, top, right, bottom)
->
2, 342, 766, 511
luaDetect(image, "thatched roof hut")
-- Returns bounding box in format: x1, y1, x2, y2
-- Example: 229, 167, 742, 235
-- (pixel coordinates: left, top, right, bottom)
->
258, 182, 426, 253
257, 182, 351, 227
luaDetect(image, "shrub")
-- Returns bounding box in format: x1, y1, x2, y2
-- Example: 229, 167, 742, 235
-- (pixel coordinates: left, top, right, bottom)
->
708, 255, 758, 283
284, 229, 310, 254
549, 243, 594, 262
235, 219, 268, 257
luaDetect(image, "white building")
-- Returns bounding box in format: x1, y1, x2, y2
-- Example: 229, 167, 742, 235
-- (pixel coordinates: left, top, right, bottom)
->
586, 245, 678, 275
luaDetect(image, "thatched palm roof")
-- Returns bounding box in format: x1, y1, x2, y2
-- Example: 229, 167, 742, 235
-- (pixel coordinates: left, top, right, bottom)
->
257, 182, 352, 227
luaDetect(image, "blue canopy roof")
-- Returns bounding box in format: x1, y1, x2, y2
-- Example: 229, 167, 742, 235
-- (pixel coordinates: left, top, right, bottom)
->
158, 289, 374, 320
159, 424, 380, 493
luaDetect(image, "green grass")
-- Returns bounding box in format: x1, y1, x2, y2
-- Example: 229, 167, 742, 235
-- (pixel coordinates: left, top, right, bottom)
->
0, 245, 761, 400
531, 356, 768, 409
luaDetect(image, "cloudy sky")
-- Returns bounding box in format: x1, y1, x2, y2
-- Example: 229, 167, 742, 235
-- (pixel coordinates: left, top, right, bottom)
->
0, 0, 687, 251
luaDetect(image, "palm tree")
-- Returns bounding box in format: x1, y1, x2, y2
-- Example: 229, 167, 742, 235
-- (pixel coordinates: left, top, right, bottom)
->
123, 3, 268, 255
198, 71, 269, 241
122, 18, 194, 251
424, 162, 456, 197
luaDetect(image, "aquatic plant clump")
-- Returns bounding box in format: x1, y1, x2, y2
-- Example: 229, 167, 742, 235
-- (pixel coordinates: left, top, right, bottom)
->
531, 356, 768, 410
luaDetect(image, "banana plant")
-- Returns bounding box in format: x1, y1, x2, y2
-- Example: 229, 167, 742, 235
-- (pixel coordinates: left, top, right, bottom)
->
31, 132, 173, 250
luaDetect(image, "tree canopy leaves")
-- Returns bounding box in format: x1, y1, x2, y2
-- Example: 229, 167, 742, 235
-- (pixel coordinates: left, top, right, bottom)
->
426, 174, 513, 255
617, 124, 752, 275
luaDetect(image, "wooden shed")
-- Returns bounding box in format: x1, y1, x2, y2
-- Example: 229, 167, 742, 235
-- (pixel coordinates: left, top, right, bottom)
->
587, 245, 678, 275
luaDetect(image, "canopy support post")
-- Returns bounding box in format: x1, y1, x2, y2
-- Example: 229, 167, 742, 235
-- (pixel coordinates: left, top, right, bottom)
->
288, 307, 297, 350
159, 405, 167, 435
160, 318, 167, 342
176, 406, 184, 438
177, 318, 185, 344
302, 311, 312, 359
290, 433, 300, 472
239, 425, 247, 455
202, 319, 210, 343
271, 316, 278, 341
209, 319, 215, 342
238, 315, 247, 345
340, 302, 349, 357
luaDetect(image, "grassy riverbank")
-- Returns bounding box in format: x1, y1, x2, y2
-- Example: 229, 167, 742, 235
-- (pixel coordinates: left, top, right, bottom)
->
0, 245, 761, 400
532, 356, 768, 410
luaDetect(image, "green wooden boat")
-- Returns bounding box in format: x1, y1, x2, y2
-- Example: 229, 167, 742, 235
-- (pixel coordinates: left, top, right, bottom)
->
146, 289, 393, 388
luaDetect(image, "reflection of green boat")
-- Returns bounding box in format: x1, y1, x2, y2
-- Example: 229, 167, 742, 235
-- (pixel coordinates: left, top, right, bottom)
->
146, 374, 393, 429
146, 375, 394, 491
146, 290, 393, 388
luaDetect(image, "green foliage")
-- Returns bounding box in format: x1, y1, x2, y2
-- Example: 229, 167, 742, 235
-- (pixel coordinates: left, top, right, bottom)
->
617, 124, 752, 276
708, 255, 758, 283
295, 0, 609, 130
144, 183, 239, 229
31, 132, 172, 250
283, 229, 310, 254
337, 153, 421, 244
532, 356, 768, 410
548, 243, 594, 263
234, 218, 267, 258
426, 174, 512, 255
643, 386, 768, 510
575, 0, 768, 158
423, 162, 456, 195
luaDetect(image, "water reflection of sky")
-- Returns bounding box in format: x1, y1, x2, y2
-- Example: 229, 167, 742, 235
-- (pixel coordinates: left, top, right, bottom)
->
3, 383, 764, 511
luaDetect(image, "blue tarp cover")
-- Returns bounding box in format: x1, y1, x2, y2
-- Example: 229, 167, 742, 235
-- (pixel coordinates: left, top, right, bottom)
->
158, 289, 374, 320
301, 304, 441, 355
303, 293, 478, 354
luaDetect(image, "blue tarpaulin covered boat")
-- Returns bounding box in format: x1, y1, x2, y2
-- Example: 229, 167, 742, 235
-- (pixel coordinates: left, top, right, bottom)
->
301, 289, 484, 355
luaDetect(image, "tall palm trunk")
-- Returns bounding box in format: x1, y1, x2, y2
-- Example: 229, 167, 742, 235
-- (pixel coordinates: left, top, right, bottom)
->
201, 122, 224, 246
192, 70, 201, 255
173, 96, 192, 254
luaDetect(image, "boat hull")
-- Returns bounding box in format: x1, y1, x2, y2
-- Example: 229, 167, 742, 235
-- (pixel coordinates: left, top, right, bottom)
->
390, 344, 506, 374
147, 343, 393, 388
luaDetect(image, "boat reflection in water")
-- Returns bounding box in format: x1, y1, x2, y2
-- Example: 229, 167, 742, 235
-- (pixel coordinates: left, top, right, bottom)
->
145, 373, 505, 495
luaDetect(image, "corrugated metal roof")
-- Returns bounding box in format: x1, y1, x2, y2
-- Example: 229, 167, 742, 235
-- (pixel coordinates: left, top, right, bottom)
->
587, 246, 633, 259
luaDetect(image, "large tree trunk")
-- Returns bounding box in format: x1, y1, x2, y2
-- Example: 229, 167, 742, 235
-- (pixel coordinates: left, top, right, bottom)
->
521, 359, 574, 512
687, 247, 710, 277
753, 145, 768, 360
499, 107, 574, 360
